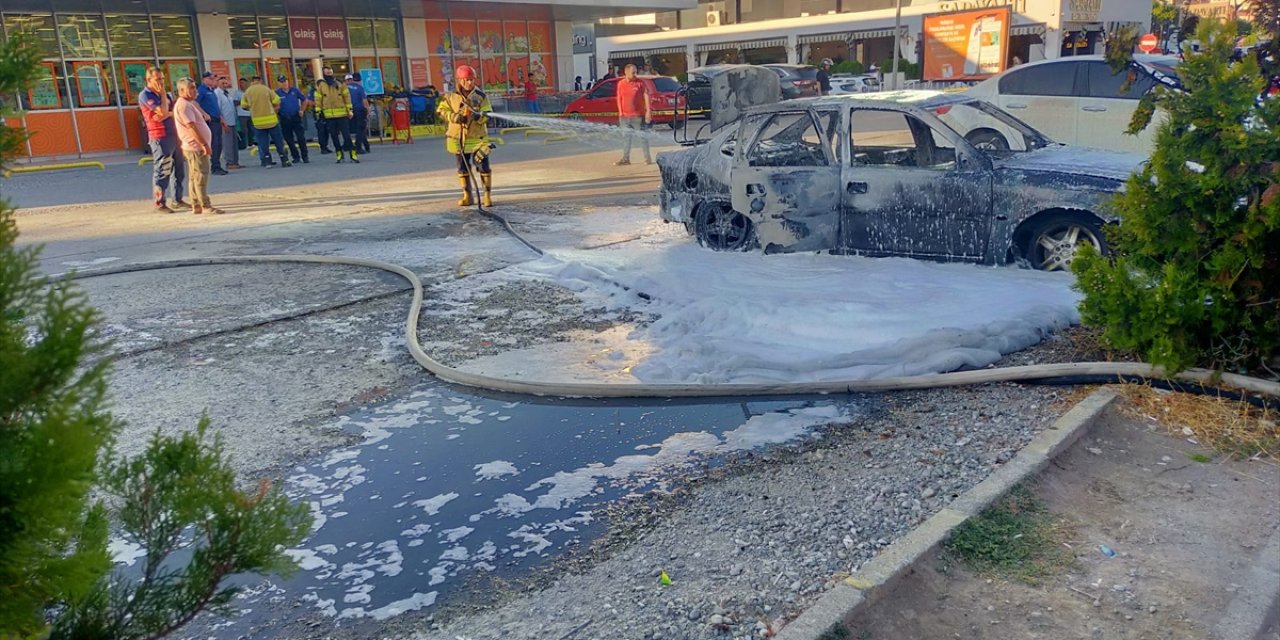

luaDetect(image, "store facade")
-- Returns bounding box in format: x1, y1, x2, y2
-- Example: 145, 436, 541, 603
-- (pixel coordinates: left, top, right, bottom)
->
1, 0, 689, 158
596, 0, 1150, 80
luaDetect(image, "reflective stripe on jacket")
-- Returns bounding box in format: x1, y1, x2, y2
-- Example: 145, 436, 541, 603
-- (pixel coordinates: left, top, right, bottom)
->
241, 83, 280, 129
436, 89, 491, 154
314, 80, 352, 119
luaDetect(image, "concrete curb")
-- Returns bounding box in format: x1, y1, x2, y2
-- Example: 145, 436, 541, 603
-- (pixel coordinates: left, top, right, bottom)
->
1210, 522, 1280, 640
776, 387, 1120, 640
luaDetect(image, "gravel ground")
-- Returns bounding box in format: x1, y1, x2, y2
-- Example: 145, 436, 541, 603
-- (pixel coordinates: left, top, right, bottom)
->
380, 383, 1076, 640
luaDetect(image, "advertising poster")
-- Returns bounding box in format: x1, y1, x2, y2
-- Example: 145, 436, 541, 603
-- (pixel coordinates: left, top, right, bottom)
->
426, 20, 452, 55
208, 60, 231, 82
922, 6, 1011, 81
478, 21, 503, 55
409, 58, 430, 87
450, 20, 478, 55
504, 21, 528, 54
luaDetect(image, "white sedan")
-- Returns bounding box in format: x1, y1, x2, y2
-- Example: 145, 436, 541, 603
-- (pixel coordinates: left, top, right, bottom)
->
828, 74, 880, 95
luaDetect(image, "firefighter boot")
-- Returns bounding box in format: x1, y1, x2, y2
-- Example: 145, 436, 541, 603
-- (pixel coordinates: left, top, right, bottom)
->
479, 173, 493, 208
336, 150, 345, 163
457, 175, 474, 207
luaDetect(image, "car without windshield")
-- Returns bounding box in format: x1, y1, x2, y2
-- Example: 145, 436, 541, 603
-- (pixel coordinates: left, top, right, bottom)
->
656, 91, 1148, 271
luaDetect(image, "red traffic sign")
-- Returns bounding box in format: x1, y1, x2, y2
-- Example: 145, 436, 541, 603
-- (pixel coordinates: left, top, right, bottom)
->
1138, 33, 1159, 53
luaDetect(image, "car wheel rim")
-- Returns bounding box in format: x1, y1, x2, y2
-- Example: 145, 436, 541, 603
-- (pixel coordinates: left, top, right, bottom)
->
1034, 223, 1100, 271
699, 208, 750, 250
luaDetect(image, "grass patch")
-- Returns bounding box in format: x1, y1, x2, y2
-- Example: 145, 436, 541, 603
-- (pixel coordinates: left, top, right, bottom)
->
1115, 383, 1279, 462
1188, 452, 1213, 463
944, 485, 1074, 585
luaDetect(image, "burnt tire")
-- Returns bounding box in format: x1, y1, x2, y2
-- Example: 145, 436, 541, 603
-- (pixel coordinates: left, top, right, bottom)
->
694, 204, 756, 252
1021, 214, 1109, 272
966, 129, 1010, 151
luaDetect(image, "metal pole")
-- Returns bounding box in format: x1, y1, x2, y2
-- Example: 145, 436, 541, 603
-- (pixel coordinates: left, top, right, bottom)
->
891, 0, 901, 90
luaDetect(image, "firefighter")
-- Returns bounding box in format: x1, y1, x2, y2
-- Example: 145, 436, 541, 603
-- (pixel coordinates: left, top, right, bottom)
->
313, 66, 357, 163
436, 65, 494, 207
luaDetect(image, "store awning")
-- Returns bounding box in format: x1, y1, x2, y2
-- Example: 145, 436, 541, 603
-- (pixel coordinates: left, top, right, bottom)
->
797, 26, 905, 45
695, 38, 787, 52
1010, 23, 1047, 36
608, 46, 688, 59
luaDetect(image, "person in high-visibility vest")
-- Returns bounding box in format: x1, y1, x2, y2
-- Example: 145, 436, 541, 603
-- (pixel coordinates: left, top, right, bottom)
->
239, 75, 290, 168
436, 65, 494, 207
313, 66, 357, 163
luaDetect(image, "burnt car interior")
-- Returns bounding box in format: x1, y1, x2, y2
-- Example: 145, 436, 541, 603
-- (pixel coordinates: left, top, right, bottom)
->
849, 110, 958, 170
744, 112, 832, 167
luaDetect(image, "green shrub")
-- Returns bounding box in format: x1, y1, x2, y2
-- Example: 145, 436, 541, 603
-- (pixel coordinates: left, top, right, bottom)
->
831, 60, 865, 75
878, 58, 921, 80
0, 35, 312, 639
1072, 20, 1280, 374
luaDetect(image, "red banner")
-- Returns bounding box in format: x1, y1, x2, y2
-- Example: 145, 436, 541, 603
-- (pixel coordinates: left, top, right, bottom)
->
409, 58, 429, 87
318, 18, 347, 50
289, 18, 319, 49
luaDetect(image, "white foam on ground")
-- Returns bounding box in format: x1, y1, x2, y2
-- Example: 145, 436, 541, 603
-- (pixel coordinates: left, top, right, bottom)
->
474, 460, 519, 481
413, 492, 459, 516
108, 538, 145, 566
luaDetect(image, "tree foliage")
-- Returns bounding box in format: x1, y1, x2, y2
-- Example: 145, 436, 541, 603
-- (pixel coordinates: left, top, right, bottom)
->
0, 36, 311, 640
1072, 20, 1280, 374
1253, 0, 1279, 77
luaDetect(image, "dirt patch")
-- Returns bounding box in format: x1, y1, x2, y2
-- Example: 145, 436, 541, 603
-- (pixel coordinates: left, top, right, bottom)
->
848, 398, 1280, 640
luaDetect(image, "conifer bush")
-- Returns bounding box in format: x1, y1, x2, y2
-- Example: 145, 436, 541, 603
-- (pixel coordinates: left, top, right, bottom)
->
1072, 21, 1280, 375
1, 36, 311, 639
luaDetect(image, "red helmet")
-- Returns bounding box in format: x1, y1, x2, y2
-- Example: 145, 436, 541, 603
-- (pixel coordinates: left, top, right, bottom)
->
455, 65, 476, 80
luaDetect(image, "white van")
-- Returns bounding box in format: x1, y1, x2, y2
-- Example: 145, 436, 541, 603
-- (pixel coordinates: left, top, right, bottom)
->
963, 55, 1180, 154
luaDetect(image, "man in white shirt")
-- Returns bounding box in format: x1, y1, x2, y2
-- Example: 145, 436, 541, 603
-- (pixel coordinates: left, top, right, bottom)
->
215, 76, 241, 169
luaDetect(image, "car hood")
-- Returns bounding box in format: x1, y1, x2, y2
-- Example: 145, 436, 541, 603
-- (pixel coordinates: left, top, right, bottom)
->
995, 145, 1146, 182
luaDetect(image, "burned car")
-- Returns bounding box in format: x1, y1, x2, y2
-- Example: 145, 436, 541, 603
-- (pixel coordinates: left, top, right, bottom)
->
657, 91, 1147, 271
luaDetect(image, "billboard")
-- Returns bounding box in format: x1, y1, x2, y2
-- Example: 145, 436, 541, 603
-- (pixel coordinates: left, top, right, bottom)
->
922, 6, 1011, 82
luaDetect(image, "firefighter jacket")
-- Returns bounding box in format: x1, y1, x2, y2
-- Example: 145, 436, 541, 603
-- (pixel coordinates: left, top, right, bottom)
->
313, 79, 352, 120
437, 88, 491, 154
239, 83, 279, 129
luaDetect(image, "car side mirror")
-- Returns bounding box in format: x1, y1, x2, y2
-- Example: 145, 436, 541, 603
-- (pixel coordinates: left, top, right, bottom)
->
720, 141, 736, 157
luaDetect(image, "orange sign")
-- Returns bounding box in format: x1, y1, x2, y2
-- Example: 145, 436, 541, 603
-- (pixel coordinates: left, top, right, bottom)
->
208, 60, 231, 82
922, 6, 1011, 82
409, 58, 429, 87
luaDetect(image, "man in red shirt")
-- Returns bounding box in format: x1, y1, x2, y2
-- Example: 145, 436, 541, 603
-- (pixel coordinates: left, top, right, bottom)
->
614, 64, 651, 166
523, 71, 540, 113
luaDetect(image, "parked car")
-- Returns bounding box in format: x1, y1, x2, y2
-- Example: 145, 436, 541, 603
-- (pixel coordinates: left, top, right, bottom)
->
761, 64, 822, 100
828, 74, 881, 95
963, 54, 1180, 154
656, 92, 1147, 271
564, 75, 687, 128
682, 65, 743, 117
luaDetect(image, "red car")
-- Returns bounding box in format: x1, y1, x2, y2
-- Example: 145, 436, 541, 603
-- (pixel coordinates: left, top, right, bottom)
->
564, 76, 687, 128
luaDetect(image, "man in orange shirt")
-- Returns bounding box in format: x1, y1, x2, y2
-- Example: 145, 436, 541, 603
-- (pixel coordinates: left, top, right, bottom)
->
614, 64, 651, 166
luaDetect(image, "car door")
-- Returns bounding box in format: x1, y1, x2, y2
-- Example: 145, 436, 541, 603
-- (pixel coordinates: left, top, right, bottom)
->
729, 110, 842, 253
1077, 61, 1156, 153
578, 79, 617, 123
840, 107, 993, 260
994, 61, 1083, 145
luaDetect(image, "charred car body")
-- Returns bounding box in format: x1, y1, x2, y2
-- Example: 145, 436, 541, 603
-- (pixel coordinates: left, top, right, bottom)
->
658, 90, 1147, 271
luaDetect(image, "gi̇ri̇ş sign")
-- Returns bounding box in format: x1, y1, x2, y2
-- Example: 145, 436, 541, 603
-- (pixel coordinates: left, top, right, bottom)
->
922, 6, 1012, 82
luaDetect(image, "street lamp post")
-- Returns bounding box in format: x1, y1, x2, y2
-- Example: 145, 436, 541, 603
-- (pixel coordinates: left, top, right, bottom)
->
891, 0, 902, 89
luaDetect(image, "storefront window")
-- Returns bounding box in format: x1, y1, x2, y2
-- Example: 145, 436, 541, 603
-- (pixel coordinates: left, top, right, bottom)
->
4, 14, 60, 58
259, 17, 289, 50
151, 16, 194, 57
58, 15, 109, 59
106, 15, 153, 58
347, 19, 374, 48
229, 16, 259, 50
27, 61, 61, 109
373, 20, 398, 49
379, 57, 402, 88
72, 61, 110, 106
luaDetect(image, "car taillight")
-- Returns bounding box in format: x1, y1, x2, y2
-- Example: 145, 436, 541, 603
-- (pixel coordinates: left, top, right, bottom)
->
792, 80, 808, 86
933, 105, 952, 115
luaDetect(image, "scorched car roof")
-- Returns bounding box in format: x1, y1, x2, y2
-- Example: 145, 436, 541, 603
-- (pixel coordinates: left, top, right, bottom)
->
746, 90, 974, 114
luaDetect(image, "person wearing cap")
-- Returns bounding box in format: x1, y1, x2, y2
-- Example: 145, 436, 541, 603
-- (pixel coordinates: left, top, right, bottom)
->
197, 71, 227, 175
313, 66, 356, 163
817, 58, 833, 96
345, 72, 371, 155
275, 74, 309, 164
239, 76, 291, 168
436, 65, 494, 207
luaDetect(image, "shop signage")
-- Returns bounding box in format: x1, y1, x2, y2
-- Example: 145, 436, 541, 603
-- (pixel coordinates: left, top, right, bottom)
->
409, 58, 429, 87
572, 24, 595, 55
939, 0, 1025, 15
289, 18, 319, 49
1065, 0, 1101, 22
922, 6, 1012, 81
318, 18, 348, 50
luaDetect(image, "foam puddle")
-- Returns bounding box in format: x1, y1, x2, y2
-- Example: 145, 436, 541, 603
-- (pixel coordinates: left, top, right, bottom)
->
175, 381, 853, 638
